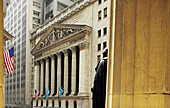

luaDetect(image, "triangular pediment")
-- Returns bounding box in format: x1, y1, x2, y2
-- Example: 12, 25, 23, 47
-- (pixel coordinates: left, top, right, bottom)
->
31, 24, 91, 55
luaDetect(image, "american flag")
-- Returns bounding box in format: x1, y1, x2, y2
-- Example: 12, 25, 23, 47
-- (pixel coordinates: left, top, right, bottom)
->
3, 47, 15, 74
35, 89, 39, 100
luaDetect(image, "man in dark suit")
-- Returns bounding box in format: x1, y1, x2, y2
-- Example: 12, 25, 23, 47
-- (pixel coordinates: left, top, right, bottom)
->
91, 48, 108, 108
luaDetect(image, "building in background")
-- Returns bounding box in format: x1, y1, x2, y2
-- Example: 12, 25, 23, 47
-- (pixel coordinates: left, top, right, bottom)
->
31, 0, 110, 107
44, 0, 76, 23
3, 0, 44, 107
3, 0, 78, 107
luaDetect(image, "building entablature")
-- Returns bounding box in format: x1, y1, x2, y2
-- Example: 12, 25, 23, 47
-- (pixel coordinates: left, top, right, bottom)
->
31, 24, 91, 61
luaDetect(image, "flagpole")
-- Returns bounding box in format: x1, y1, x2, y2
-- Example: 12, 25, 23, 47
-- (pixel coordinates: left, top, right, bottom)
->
0, 0, 4, 107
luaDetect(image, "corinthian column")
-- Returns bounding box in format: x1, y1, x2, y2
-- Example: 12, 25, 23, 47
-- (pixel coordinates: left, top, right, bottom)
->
45, 57, 49, 90
78, 42, 89, 96
34, 61, 39, 94
71, 47, 76, 95
51, 55, 55, 96
63, 50, 69, 96
57, 53, 61, 95
40, 60, 44, 96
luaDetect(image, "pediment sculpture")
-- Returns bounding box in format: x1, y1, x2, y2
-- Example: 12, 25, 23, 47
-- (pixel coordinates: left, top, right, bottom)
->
37, 28, 82, 50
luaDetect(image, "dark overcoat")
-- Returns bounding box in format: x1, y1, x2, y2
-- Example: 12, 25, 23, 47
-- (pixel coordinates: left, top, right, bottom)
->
91, 57, 107, 108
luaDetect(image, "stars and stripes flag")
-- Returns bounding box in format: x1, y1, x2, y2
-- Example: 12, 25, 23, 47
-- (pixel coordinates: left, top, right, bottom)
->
3, 47, 15, 74
35, 89, 39, 100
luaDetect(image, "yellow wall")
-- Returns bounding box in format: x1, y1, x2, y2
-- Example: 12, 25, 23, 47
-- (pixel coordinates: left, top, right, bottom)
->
0, 0, 4, 107
106, 0, 170, 107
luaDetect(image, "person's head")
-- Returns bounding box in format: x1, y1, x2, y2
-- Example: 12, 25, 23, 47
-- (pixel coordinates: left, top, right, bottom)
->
102, 47, 108, 58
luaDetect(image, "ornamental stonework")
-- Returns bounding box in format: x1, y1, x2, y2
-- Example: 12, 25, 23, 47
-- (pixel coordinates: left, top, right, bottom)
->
37, 28, 82, 50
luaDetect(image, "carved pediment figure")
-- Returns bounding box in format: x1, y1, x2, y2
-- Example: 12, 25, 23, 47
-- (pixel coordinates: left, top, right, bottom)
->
38, 42, 44, 49
31, 24, 91, 55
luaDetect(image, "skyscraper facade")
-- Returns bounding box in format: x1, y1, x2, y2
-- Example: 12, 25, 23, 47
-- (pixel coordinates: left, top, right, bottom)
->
4, 0, 43, 107
4, 0, 78, 107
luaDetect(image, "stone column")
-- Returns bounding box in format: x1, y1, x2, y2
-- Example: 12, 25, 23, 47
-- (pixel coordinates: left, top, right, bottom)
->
63, 50, 69, 95
40, 60, 44, 96
69, 100, 74, 108
71, 47, 76, 95
51, 55, 55, 96
33, 100, 36, 107
45, 57, 49, 90
38, 100, 41, 106
77, 100, 82, 108
57, 53, 61, 95
54, 100, 59, 107
61, 100, 66, 108
43, 100, 46, 107
34, 61, 39, 94
49, 100, 52, 107
78, 42, 89, 96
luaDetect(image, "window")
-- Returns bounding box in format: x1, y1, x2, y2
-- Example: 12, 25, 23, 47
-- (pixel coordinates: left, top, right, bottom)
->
18, 11, 21, 18
33, 17, 40, 24
103, 41, 107, 49
33, 1, 41, 8
45, 10, 53, 20
22, 5, 27, 14
13, 2, 17, 8
46, 0, 53, 7
98, 43, 101, 51
98, 0, 101, 4
22, 0, 27, 5
14, 9, 17, 15
104, 27, 107, 35
11, 19, 13, 25
33, 24, 39, 29
97, 55, 101, 63
17, 0, 21, 2
33, 10, 40, 16
104, 7, 107, 18
57, 1, 68, 12
98, 11, 101, 21
18, 19, 21, 24
98, 29, 101, 37
18, 26, 21, 31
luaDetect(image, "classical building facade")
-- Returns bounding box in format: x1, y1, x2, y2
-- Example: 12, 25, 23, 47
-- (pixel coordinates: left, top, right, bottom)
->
31, 0, 110, 107
31, 24, 91, 107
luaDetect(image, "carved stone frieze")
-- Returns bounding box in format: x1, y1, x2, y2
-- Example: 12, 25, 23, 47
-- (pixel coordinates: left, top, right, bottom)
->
69, 35, 85, 44
37, 28, 83, 50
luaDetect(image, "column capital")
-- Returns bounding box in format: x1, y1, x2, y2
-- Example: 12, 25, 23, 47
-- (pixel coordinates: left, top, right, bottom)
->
34, 61, 39, 65
78, 42, 89, 50
56, 52, 62, 57
63, 49, 68, 55
39, 59, 43, 62
70, 46, 76, 53
50, 54, 55, 59
44, 57, 49, 61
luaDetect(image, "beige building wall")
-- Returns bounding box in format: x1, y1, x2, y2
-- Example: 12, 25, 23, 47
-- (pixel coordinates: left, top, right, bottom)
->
106, 0, 170, 108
